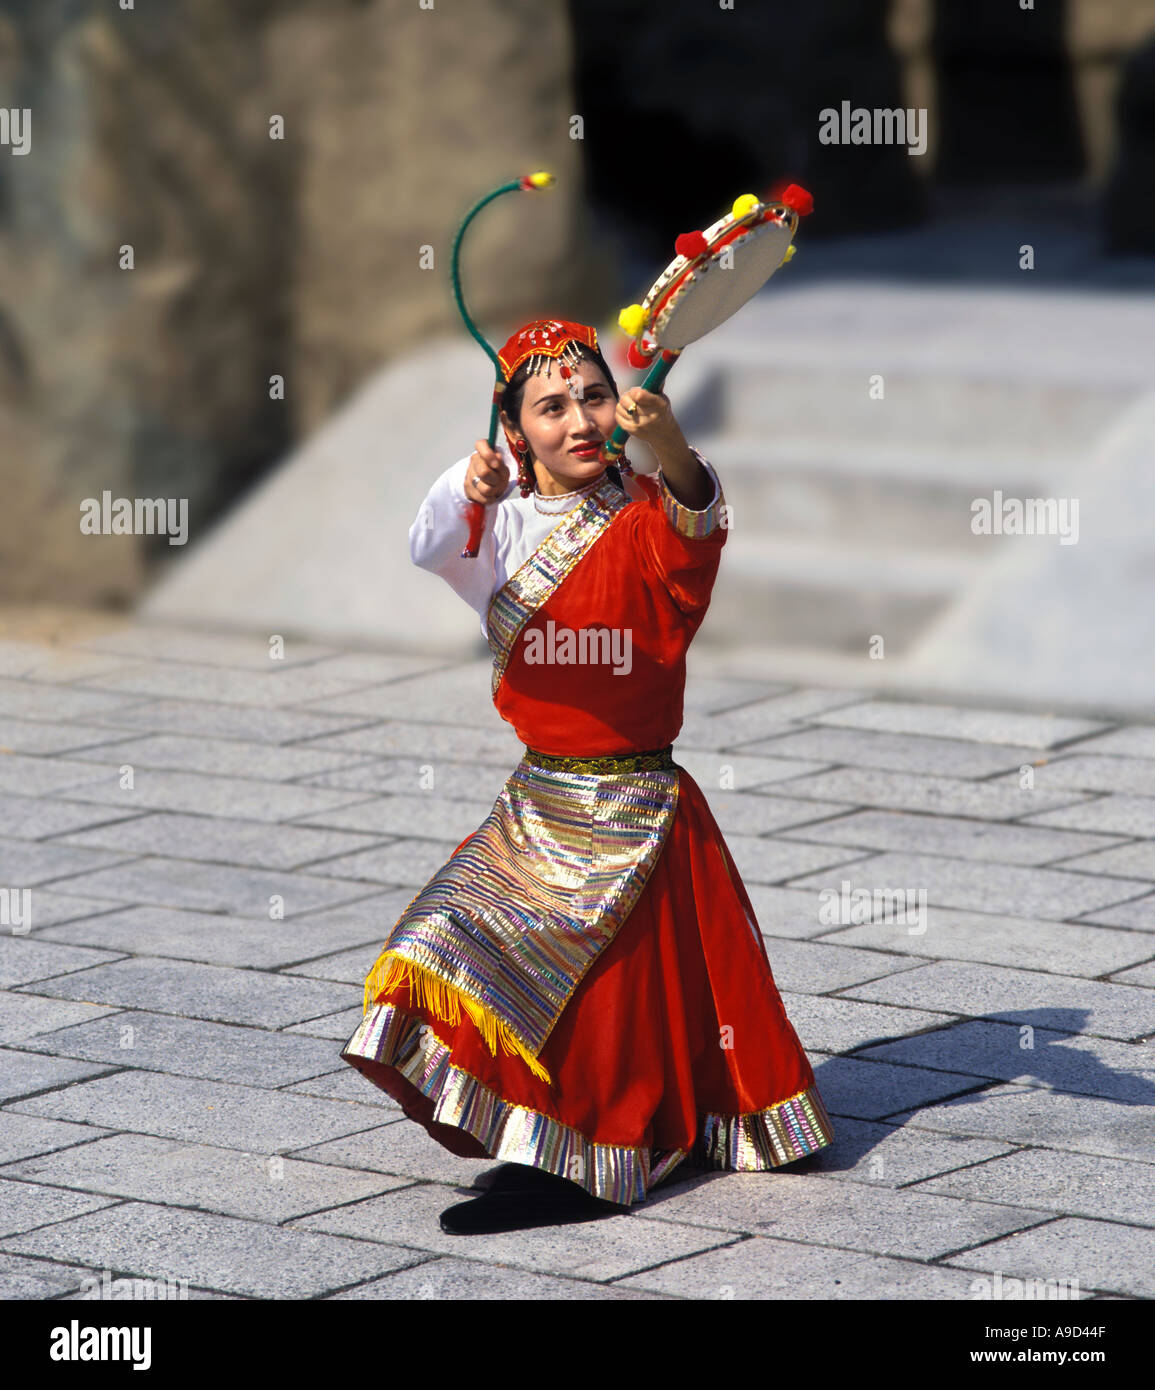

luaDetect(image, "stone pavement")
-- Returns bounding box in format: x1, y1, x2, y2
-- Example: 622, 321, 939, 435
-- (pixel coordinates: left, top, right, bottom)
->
0, 619, 1152, 1300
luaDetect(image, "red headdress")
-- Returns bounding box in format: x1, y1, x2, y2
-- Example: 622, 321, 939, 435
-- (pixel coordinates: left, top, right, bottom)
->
496, 318, 599, 382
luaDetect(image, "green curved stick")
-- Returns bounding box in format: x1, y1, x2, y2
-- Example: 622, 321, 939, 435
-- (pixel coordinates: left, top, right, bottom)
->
449, 172, 555, 555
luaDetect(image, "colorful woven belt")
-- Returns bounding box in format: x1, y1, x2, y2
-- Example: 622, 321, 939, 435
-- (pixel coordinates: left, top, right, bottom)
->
522, 744, 677, 773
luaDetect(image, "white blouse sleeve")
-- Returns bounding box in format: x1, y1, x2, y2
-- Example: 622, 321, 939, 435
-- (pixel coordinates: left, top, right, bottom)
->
408, 452, 511, 632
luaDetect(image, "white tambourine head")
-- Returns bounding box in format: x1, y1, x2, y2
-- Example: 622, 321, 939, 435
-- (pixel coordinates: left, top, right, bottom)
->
649, 215, 795, 350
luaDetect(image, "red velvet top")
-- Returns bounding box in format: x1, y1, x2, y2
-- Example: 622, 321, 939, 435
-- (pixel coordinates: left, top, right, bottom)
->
491, 468, 727, 756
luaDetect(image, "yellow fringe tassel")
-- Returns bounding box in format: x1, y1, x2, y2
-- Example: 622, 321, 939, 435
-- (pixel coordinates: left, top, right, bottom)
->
363, 953, 553, 1086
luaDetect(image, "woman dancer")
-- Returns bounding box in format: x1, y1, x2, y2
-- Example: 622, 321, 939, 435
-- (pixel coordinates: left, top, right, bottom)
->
341, 318, 834, 1234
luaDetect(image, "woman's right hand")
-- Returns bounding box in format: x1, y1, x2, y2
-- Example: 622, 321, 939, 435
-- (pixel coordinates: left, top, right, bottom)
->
464, 440, 511, 506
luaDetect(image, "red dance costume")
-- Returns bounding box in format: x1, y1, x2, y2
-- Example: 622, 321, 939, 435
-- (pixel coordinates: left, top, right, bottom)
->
341, 424, 835, 1204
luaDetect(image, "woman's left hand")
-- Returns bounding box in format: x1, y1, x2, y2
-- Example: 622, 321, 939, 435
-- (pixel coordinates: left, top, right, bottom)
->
615, 388, 685, 451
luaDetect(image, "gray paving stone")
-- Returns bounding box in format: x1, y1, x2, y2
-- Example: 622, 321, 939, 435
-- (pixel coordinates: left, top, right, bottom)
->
283, 943, 396, 986
679, 791, 854, 836
1, 1133, 411, 1223
890, 1084, 1155, 1164
675, 691, 857, 750
285, 651, 450, 685
613, 1234, 989, 1300
758, 938, 929, 994
0, 1177, 118, 1237
86, 697, 371, 744
634, 1169, 1045, 1260
1022, 794, 1155, 838
19, 1009, 353, 1086
674, 749, 832, 792
65, 732, 380, 782
0, 839, 134, 887
0, 991, 121, 1045
291, 1111, 500, 1187
0, 795, 147, 842
75, 626, 345, 669
802, 1115, 1015, 1187
0, 1112, 113, 1164
721, 835, 868, 886
817, 908, 1154, 977
0, 717, 138, 756
778, 991, 952, 1053
282, 1066, 400, 1104
807, 700, 1107, 749
23, 958, 358, 1028
292, 1182, 741, 1280
44, 857, 381, 916
763, 765, 1090, 822
58, 768, 373, 824
283, 1005, 365, 1039
0, 937, 124, 989
299, 756, 514, 803
681, 676, 791, 714
0, 1049, 116, 1103
811, 1053, 987, 1120
294, 1122, 506, 1187
53, 812, 386, 872
297, 719, 523, 768
840, 961, 1155, 1041
37, 898, 401, 969
1110, 960, 1155, 987
728, 687, 868, 721
2, 889, 131, 931
0, 1253, 94, 1299
0, 640, 133, 683
297, 661, 513, 729
788, 851, 1151, 921
8, 1071, 385, 1150
855, 1021, 1153, 1104
291, 794, 500, 842
744, 885, 844, 939
1076, 892, 1155, 932
779, 809, 1121, 866
306, 838, 465, 887
943, 1216, 1155, 1300
990, 754, 1155, 797
1058, 841, 1155, 881
1067, 726, 1155, 759
0, 1200, 429, 1299
0, 754, 116, 797
740, 727, 1042, 778
913, 1148, 1155, 1226
673, 713, 794, 752
78, 660, 408, 709
332, 1256, 661, 1300
0, 677, 141, 723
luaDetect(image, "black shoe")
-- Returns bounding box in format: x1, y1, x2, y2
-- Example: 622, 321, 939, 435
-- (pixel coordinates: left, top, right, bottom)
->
439, 1183, 628, 1234
480, 1162, 569, 1195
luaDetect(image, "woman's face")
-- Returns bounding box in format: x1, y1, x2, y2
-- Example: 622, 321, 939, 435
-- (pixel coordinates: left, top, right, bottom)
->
504, 358, 618, 493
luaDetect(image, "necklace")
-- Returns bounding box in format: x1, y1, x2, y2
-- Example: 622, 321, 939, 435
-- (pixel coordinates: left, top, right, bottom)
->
532, 474, 604, 514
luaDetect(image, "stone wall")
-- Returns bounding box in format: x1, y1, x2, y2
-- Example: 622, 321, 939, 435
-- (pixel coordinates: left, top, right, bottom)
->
0, 0, 608, 605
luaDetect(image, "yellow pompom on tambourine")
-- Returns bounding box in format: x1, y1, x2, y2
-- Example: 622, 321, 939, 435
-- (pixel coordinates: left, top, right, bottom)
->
614, 183, 813, 373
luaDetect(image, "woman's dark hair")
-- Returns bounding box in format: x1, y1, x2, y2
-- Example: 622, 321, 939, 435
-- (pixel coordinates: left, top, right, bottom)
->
499, 342, 625, 491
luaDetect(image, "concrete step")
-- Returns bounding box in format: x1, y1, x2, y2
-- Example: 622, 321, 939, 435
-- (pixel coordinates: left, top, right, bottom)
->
686, 282, 1155, 448
699, 434, 1069, 549
704, 533, 987, 654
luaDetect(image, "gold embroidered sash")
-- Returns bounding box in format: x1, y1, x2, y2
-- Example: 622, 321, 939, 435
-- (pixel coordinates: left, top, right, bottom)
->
361, 754, 679, 1087
485, 475, 631, 698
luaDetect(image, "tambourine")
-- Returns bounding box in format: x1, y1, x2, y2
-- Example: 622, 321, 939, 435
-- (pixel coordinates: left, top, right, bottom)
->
600, 183, 813, 465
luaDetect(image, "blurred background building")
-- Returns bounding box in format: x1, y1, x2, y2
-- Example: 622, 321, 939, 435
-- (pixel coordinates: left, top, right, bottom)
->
1, 0, 1154, 714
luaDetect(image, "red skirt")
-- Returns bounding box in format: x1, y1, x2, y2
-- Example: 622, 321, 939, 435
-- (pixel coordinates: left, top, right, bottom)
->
341, 769, 834, 1205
